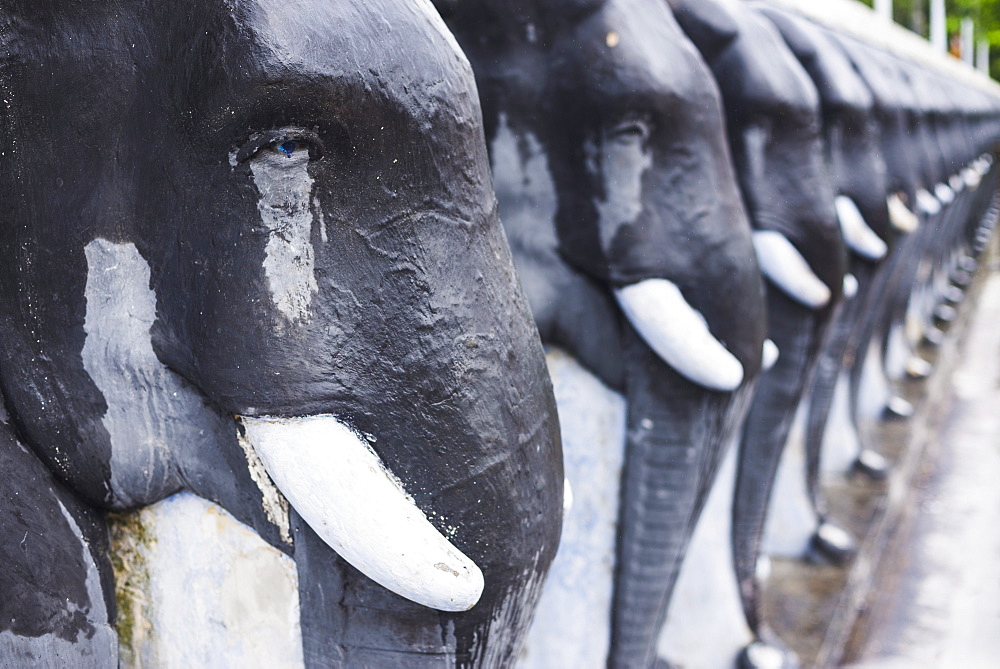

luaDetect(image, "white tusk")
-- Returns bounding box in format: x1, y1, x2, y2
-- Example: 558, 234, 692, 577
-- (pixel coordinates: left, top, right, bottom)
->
762, 339, 780, 372
614, 279, 744, 392
843, 273, 859, 299
751, 230, 832, 309
563, 477, 574, 514
916, 188, 942, 216
239, 415, 484, 612
963, 167, 982, 190
888, 194, 919, 233
934, 183, 955, 205
835, 196, 888, 260
949, 173, 966, 194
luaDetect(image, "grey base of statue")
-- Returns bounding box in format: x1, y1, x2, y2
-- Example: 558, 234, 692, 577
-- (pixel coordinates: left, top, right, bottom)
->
112, 492, 303, 668
656, 444, 754, 668
517, 349, 626, 668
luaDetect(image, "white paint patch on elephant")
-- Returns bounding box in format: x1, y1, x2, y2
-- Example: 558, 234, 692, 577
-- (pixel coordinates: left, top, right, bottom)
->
249, 147, 319, 324
113, 492, 303, 669
490, 114, 558, 252
518, 349, 626, 669
0, 500, 118, 668
588, 124, 652, 253
83, 240, 243, 508
658, 439, 753, 668
488, 115, 563, 325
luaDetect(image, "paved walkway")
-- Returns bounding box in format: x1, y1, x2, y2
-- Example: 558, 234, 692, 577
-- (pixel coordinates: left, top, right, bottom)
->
847, 265, 1000, 668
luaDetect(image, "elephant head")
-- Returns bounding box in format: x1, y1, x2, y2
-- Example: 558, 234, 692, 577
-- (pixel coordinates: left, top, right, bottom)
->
436, 0, 767, 666
756, 6, 892, 258
0, 0, 563, 665
831, 34, 927, 223
669, 0, 846, 664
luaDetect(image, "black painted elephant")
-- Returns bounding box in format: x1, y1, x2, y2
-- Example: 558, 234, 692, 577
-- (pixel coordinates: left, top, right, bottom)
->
0, 1, 563, 666
434, 0, 767, 666
755, 4, 898, 555
822, 33, 935, 425
669, 0, 847, 665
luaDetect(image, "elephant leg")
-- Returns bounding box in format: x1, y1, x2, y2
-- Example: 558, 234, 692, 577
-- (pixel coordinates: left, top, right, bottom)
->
881, 224, 929, 380
837, 262, 895, 479
802, 263, 886, 563
609, 329, 744, 668
733, 292, 824, 641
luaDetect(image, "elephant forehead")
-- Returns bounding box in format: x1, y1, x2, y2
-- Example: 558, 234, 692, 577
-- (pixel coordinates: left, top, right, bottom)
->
761, 10, 874, 114
241, 0, 477, 114
553, 0, 712, 109
716, 9, 820, 116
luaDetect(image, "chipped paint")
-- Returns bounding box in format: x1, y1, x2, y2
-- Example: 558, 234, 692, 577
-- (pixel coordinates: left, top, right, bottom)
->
236, 427, 292, 545
589, 128, 653, 254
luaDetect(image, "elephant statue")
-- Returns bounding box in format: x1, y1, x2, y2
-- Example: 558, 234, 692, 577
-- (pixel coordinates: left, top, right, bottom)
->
821, 32, 935, 429
668, 0, 847, 665
0, 0, 564, 666
753, 3, 897, 559
434, 0, 767, 666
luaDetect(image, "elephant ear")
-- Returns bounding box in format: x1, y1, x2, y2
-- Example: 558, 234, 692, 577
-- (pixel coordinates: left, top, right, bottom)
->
0, 419, 118, 665
668, 0, 740, 61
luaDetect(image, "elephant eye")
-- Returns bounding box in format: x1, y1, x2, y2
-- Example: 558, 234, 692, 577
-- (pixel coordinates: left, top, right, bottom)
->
608, 119, 651, 145
234, 127, 325, 165
276, 140, 299, 157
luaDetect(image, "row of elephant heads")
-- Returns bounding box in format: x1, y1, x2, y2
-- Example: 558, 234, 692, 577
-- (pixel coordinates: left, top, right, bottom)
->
2, 0, 998, 667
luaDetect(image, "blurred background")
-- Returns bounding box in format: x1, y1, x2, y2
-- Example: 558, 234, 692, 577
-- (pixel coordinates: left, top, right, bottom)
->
857, 0, 1000, 77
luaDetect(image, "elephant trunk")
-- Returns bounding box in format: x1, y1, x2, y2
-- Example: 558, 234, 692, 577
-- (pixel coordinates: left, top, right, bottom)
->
804, 259, 879, 513
292, 508, 550, 669
609, 329, 749, 667
732, 292, 827, 635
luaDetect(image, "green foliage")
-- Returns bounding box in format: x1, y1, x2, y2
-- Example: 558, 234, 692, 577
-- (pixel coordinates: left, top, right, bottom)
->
855, 0, 1000, 76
